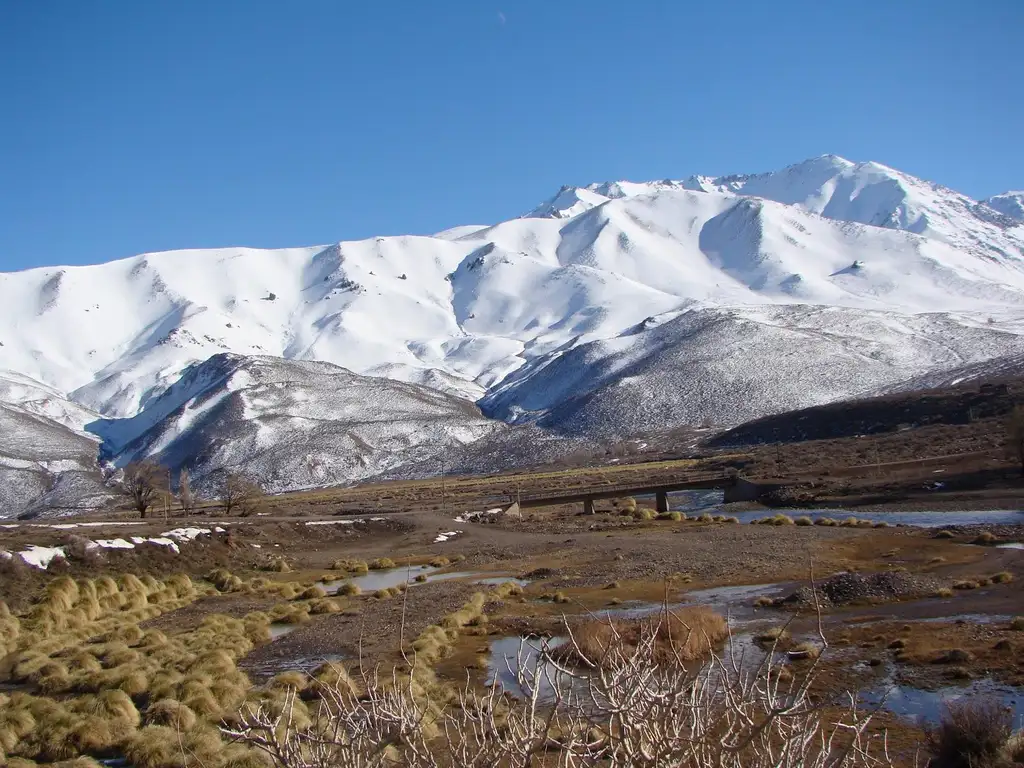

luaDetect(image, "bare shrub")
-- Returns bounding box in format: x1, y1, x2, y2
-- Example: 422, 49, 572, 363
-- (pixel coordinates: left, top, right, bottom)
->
925, 698, 1014, 768
226, 611, 896, 768
219, 472, 265, 516
121, 462, 167, 518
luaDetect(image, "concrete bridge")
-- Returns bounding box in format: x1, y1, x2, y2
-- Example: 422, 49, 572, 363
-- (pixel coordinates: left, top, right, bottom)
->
512, 474, 772, 515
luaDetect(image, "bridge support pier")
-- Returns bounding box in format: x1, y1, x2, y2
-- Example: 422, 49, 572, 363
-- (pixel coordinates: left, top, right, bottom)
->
656, 491, 669, 513
583, 498, 595, 515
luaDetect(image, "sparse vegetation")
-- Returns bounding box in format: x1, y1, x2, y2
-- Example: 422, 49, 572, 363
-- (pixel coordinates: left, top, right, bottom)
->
925, 698, 1015, 768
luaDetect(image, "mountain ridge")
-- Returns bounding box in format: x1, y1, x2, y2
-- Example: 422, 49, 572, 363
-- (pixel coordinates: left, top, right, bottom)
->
1, 154, 1022, 516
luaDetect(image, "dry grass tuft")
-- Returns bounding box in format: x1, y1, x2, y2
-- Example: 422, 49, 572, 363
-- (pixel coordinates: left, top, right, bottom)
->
935, 587, 955, 598
990, 571, 1014, 584
971, 532, 999, 545
560, 606, 728, 668
429, 556, 450, 567
814, 517, 837, 527
755, 626, 790, 644
1010, 616, 1024, 631
308, 598, 342, 615
794, 516, 814, 526
334, 581, 360, 597
331, 559, 369, 574
368, 558, 396, 570
269, 671, 308, 691
297, 585, 326, 600
953, 580, 979, 590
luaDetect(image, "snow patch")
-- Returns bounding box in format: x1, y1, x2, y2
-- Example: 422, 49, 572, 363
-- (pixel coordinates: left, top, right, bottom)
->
161, 527, 212, 541
433, 530, 463, 543
18, 545, 66, 569
454, 508, 503, 523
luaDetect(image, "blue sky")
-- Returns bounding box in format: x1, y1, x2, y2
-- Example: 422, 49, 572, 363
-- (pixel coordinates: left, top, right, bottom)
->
1, 1, 1022, 272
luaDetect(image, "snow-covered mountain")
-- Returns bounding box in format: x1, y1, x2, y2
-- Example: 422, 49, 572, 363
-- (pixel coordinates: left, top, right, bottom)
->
985, 191, 1024, 222
91, 353, 501, 494
0, 154, 1022, 516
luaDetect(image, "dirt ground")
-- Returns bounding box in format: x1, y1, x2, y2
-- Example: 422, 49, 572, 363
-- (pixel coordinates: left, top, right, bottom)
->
2, 487, 1022, 764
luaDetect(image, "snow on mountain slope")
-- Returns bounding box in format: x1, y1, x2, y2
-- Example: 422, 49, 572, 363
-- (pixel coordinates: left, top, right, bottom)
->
0, 401, 113, 518
8, 169, 1020, 425
0, 370, 102, 433
985, 191, 1024, 222
480, 305, 1024, 436
0, 154, 1022, 513
93, 353, 502, 493
527, 155, 1024, 265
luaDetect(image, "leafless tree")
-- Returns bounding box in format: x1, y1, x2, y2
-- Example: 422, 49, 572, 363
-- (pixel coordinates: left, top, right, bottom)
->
177, 468, 196, 516
121, 461, 167, 519
220, 472, 264, 516
1008, 406, 1024, 476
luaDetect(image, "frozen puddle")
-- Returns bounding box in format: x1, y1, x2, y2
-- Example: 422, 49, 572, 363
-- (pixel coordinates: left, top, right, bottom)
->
996, 542, 1024, 550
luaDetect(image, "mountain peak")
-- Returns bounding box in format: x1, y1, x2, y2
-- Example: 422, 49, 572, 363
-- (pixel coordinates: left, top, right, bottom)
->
985, 190, 1024, 222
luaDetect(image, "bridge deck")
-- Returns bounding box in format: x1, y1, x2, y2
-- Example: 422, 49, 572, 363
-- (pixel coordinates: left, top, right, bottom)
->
516, 475, 733, 509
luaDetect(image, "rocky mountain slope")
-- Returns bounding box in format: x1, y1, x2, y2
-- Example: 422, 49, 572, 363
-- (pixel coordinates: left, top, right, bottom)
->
1, 154, 1022, 516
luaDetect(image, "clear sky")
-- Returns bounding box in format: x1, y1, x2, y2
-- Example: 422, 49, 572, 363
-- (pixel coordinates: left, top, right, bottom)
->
2, 1, 1022, 272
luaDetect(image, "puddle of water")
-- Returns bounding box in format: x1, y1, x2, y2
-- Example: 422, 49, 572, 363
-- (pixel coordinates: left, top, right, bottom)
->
423, 571, 530, 587
685, 583, 788, 607
486, 635, 567, 699
474, 576, 531, 587
716, 510, 1024, 528
243, 652, 347, 678
916, 613, 1012, 625
595, 600, 689, 620
324, 565, 440, 594
486, 631, 772, 701
860, 675, 1024, 724
996, 542, 1024, 550
269, 624, 298, 639
326, 568, 532, 593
